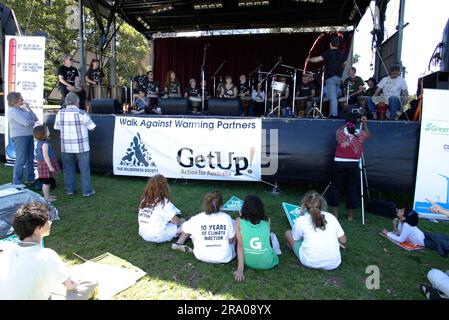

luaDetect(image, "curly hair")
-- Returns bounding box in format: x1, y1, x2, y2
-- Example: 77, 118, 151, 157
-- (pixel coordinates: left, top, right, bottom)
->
12, 202, 50, 240
204, 191, 223, 215
140, 175, 171, 209
240, 195, 268, 225
301, 191, 328, 231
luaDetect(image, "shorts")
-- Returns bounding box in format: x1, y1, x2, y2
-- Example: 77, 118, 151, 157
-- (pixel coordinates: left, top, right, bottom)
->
39, 177, 55, 185
293, 239, 303, 260
139, 223, 178, 243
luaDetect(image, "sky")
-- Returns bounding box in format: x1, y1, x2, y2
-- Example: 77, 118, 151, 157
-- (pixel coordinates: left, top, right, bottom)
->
353, 0, 449, 95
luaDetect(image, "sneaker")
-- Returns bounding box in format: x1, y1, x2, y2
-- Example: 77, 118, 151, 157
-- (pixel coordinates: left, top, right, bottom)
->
12, 184, 26, 189
420, 283, 445, 300
270, 232, 282, 255
171, 243, 193, 253
66, 191, 75, 196
83, 190, 96, 197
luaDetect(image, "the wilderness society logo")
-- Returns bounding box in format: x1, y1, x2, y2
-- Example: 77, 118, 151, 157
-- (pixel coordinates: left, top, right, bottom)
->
117, 133, 158, 174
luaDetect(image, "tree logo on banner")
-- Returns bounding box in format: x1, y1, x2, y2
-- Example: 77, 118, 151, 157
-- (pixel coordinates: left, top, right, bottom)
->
120, 133, 156, 168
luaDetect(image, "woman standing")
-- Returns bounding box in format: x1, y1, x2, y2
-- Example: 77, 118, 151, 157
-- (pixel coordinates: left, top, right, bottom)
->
85, 58, 105, 100
6, 92, 38, 187
327, 113, 370, 220
164, 70, 181, 97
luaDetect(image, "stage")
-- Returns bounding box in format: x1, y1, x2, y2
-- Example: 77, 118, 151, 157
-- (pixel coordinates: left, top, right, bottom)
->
0, 113, 420, 193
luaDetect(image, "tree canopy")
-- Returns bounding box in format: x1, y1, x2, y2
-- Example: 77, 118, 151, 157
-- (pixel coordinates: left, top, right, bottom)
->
4, 0, 149, 96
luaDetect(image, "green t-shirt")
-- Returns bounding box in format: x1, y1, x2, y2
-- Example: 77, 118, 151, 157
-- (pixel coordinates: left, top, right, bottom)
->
240, 219, 279, 270
343, 76, 364, 95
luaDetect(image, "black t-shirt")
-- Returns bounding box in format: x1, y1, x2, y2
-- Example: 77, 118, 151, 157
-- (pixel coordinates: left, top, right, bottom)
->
58, 65, 79, 87
146, 80, 159, 95
167, 81, 181, 95
238, 82, 250, 95
223, 85, 236, 98
321, 49, 346, 80
186, 87, 200, 97
298, 81, 316, 97
86, 68, 104, 85
134, 75, 149, 91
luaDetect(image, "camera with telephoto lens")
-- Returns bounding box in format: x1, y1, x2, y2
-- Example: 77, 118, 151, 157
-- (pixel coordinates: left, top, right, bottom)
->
351, 106, 366, 116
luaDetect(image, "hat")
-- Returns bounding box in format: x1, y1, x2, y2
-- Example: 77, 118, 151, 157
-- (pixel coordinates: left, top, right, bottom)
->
365, 77, 377, 85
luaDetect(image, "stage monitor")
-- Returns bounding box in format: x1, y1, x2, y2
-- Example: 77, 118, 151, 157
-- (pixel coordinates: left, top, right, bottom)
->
159, 98, 188, 115
91, 99, 122, 114
208, 98, 240, 116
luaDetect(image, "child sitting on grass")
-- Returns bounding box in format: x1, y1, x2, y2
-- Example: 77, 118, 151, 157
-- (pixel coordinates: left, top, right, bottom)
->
234, 195, 280, 282
33, 125, 60, 202
172, 191, 236, 264
382, 209, 425, 246
0, 202, 98, 300
138, 175, 184, 243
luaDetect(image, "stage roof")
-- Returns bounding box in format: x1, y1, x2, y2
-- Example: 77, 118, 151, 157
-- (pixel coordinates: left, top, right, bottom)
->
87, 0, 380, 38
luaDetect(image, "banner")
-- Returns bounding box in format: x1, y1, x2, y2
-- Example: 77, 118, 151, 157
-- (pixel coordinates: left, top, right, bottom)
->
414, 89, 449, 215
113, 117, 262, 181
3, 36, 46, 161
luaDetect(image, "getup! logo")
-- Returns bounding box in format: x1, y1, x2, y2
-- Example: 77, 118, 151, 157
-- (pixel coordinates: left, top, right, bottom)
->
120, 133, 156, 168
176, 146, 257, 177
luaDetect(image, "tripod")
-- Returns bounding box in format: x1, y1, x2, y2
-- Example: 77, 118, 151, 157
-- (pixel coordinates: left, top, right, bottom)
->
306, 68, 325, 118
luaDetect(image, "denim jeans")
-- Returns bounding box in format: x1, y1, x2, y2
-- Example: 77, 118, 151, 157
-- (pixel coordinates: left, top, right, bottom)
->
367, 96, 401, 120
325, 76, 341, 116
11, 135, 35, 185
61, 151, 92, 195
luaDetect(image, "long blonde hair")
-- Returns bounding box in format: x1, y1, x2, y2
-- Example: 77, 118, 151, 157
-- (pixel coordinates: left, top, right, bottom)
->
301, 190, 328, 231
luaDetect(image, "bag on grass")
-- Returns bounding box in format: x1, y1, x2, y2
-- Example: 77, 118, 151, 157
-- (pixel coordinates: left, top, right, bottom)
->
367, 199, 397, 219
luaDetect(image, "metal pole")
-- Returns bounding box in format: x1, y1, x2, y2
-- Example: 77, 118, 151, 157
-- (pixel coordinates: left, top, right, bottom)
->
264, 78, 268, 115
78, 0, 86, 85
110, 15, 117, 87
397, 0, 406, 76
292, 70, 297, 115
360, 158, 365, 225
320, 68, 325, 115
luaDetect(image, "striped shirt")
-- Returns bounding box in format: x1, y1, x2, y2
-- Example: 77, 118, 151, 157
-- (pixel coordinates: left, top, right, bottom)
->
54, 105, 96, 153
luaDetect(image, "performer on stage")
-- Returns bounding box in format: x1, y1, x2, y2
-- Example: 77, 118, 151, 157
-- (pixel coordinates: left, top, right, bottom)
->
58, 54, 82, 108
216, 76, 225, 98
237, 74, 251, 116
220, 76, 238, 99
296, 73, 316, 117
184, 78, 201, 113
164, 70, 181, 98
250, 83, 266, 117
278, 77, 291, 117
85, 58, 105, 101
342, 67, 365, 105
133, 67, 149, 95
306, 35, 347, 118
146, 70, 160, 111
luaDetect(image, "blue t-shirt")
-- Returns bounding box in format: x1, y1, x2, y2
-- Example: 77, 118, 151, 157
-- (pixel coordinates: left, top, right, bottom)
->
36, 141, 57, 161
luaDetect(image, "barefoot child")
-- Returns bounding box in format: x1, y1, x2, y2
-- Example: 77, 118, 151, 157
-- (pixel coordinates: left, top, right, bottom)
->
33, 125, 60, 202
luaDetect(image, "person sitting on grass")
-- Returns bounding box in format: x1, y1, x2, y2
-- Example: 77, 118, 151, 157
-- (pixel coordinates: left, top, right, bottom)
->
0, 202, 98, 300
172, 191, 236, 264
33, 125, 61, 202
234, 195, 280, 282
285, 191, 346, 270
138, 175, 184, 243
420, 200, 449, 300
381, 209, 424, 246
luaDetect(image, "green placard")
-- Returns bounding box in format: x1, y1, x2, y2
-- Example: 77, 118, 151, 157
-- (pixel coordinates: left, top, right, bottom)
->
223, 196, 244, 212
282, 202, 308, 228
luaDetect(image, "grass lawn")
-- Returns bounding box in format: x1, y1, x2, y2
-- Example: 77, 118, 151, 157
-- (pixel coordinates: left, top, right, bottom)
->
1, 164, 448, 300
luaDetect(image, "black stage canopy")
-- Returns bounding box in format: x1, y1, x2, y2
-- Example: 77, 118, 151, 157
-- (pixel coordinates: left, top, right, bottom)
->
87, 0, 380, 36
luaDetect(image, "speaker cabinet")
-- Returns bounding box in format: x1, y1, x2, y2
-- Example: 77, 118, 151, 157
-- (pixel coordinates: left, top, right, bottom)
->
422, 71, 449, 90
91, 99, 122, 114
208, 98, 240, 116
159, 98, 188, 115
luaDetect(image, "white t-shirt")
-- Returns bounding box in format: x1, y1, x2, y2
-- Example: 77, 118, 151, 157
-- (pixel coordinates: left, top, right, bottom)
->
292, 211, 345, 270
182, 212, 236, 264
138, 198, 181, 243
0, 244, 70, 300
387, 222, 425, 246
377, 76, 408, 100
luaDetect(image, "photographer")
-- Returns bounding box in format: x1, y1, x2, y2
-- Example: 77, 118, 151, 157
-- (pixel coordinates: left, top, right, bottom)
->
327, 113, 370, 221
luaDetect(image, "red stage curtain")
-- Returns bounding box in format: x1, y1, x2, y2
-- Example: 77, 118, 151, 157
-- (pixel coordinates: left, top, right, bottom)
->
153, 32, 353, 94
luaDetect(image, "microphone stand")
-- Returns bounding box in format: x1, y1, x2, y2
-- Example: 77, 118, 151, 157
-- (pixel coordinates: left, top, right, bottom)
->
259, 58, 282, 115
249, 63, 262, 91
201, 44, 209, 110
210, 60, 226, 98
